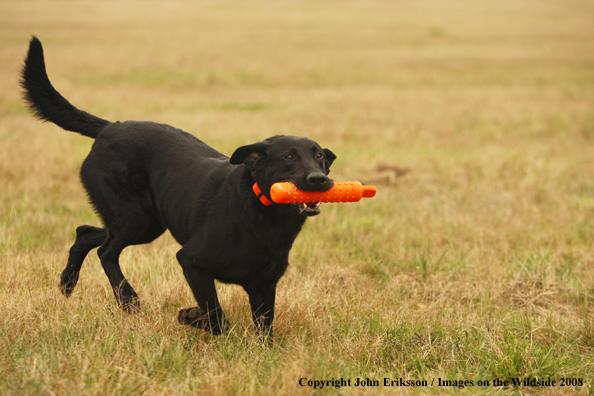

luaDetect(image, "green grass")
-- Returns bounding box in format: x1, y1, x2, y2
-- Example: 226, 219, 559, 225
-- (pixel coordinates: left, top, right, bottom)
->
1, 0, 594, 394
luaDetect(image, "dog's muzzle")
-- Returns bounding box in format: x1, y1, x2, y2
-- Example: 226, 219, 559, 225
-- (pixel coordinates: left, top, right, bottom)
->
294, 202, 321, 216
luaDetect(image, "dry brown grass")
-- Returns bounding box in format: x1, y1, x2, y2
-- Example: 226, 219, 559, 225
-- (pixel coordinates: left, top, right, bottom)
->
1, 0, 594, 394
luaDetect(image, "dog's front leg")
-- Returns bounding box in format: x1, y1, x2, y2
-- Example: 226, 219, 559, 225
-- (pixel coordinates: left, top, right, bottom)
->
244, 281, 278, 344
176, 248, 226, 335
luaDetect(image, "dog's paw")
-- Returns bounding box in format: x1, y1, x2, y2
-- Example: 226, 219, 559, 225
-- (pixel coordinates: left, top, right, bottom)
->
119, 295, 141, 314
178, 307, 206, 327
59, 272, 80, 297
114, 281, 140, 314
58, 281, 75, 298
178, 307, 226, 335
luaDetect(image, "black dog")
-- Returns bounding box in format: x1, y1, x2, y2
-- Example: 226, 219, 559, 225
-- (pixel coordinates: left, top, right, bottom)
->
20, 37, 335, 341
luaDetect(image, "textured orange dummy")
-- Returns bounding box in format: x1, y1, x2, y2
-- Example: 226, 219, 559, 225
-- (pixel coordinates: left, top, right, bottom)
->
270, 181, 376, 204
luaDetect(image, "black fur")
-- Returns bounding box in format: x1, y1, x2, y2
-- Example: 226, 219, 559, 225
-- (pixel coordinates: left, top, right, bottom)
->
20, 37, 336, 341
20, 37, 111, 138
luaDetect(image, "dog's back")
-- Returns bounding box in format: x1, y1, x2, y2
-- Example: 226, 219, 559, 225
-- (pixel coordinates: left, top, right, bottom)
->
81, 119, 240, 245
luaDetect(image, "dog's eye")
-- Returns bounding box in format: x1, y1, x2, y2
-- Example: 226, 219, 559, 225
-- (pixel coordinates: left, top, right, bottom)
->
284, 154, 295, 160
315, 152, 324, 159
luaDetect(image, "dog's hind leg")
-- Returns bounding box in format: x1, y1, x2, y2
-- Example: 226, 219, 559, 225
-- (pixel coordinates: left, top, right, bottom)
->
95, 216, 166, 314
96, 231, 140, 314
59, 225, 107, 297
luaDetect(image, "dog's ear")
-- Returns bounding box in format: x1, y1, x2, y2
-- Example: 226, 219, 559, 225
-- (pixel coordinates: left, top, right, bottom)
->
230, 142, 270, 168
323, 148, 336, 170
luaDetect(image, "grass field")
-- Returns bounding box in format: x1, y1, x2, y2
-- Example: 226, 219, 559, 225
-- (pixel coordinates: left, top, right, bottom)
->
1, 0, 594, 394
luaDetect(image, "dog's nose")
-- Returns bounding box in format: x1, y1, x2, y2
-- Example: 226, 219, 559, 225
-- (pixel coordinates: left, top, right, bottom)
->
307, 172, 327, 186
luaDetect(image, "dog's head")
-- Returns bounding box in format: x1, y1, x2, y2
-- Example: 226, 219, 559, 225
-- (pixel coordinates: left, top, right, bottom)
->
230, 135, 336, 216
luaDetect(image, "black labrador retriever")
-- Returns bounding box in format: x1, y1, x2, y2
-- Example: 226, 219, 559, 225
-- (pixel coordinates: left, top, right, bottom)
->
20, 37, 336, 341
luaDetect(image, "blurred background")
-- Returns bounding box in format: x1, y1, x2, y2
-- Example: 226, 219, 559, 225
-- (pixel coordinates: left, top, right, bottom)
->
2, 0, 593, 259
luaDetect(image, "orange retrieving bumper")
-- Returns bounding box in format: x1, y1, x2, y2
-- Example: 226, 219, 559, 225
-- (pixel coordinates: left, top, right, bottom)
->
269, 181, 377, 204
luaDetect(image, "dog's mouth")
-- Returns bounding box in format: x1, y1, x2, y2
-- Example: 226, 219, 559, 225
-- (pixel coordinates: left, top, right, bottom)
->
293, 202, 321, 216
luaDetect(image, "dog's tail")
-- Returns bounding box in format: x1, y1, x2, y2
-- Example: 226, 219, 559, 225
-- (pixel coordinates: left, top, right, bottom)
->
20, 37, 111, 139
